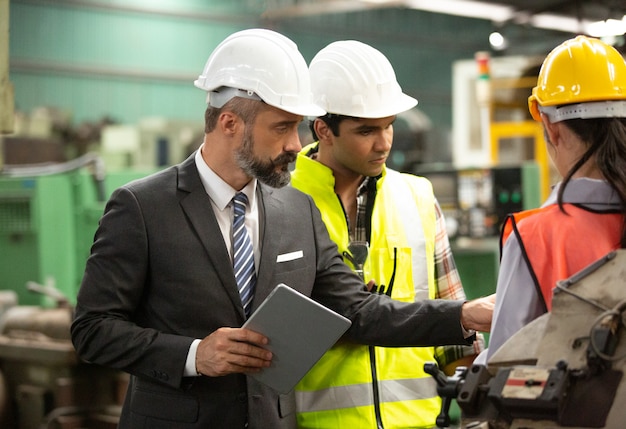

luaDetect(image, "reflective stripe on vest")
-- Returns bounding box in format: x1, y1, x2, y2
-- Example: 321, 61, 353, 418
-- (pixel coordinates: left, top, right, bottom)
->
295, 377, 438, 412
501, 203, 622, 310
291, 150, 440, 429
367, 169, 434, 302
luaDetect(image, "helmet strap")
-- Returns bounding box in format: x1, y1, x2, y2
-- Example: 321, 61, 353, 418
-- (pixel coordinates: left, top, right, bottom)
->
540, 101, 626, 123
207, 87, 262, 108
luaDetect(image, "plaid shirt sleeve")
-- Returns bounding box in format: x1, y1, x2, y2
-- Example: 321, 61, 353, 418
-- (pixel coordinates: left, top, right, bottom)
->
431, 199, 485, 366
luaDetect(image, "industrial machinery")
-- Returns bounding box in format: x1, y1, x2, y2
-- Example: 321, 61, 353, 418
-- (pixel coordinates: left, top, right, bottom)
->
0, 154, 154, 428
0, 285, 128, 429
413, 162, 542, 308
415, 163, 541, 240
0, 74, 200, 424
426, 249, 626, 428
0, 153, 154, 307
452, 53, 553, 202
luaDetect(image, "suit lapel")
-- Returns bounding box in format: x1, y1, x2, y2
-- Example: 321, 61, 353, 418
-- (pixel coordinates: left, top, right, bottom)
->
177, 154, 244, 316
255, 185, 284, 303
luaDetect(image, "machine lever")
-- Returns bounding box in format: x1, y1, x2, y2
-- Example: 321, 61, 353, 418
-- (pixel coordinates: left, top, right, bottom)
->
424, 362, 467, 428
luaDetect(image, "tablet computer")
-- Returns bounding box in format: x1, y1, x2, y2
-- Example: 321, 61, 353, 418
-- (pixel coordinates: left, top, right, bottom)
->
242, 283, 352, 394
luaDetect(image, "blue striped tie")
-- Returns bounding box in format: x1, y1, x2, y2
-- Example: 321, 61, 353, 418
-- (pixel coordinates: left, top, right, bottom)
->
232, 192, 256, 317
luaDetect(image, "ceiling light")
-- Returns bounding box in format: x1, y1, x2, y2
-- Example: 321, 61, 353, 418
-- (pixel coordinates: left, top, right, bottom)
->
586, 16, 626, 38
404, 0, 514, 22
401, 0, 595, 34
489, 31, 507, 50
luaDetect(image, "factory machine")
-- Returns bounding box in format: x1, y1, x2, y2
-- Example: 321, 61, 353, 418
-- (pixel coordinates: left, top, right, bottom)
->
425, 249, 626, 428
421, 52, 549, 314
413, 162, 542, 312
0, 153, 154, 428
415, 163, 541, 241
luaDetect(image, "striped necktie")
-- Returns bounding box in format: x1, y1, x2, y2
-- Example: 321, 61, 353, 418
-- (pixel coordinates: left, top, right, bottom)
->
232, 192, 256, 317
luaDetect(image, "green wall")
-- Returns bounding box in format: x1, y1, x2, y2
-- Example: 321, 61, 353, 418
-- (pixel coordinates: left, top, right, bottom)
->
9, 0, 258, 125
8, 0, 574, 130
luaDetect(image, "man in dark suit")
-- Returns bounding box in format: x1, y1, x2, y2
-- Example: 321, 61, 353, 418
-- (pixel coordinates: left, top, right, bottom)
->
71, 28, 493, 429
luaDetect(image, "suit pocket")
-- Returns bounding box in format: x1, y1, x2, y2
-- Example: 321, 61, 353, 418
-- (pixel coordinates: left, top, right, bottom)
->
275, 256, 307, 274
130, 381, 199, 423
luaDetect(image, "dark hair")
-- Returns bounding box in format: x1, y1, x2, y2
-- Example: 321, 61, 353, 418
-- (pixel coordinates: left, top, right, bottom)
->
204, 97, 263, 133
309, 114, 355, 141
560, 117, 626, 247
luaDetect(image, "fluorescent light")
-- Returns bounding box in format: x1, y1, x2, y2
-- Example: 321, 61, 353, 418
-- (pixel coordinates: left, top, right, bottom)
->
404, 0, 514, 22
529, 13, 588, 33
400, 0, 598, 34
586, 16, 626, 37
275, 0, 625, 38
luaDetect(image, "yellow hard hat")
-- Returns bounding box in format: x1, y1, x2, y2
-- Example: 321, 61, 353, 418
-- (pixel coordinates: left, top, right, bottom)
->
528, 35, 626, 122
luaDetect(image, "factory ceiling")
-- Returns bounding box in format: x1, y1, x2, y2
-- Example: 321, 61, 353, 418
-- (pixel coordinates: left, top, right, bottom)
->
486, 0, 624, 22
261, 0, 626, 37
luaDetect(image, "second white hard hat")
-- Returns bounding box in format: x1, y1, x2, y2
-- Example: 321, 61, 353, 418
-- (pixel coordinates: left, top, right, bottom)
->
194, 28, 325, 117
309, 40, 417, 118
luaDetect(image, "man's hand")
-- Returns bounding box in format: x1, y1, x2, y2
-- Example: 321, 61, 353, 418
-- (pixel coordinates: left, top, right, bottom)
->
195, 327, 272, 377
461, 294, 495, 333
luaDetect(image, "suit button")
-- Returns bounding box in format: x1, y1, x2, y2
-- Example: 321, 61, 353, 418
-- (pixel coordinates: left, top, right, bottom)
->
237, 393, 247, 403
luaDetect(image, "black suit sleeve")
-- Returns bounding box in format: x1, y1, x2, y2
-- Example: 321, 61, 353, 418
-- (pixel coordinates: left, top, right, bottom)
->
300, 193, 471, 347
71, 185, 193, 388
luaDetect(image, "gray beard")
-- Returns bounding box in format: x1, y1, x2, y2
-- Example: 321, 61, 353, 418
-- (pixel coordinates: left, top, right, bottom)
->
235, 130, 295, 188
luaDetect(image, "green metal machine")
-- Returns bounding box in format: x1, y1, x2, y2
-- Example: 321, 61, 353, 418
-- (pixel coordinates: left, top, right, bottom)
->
0, 155, 155, 306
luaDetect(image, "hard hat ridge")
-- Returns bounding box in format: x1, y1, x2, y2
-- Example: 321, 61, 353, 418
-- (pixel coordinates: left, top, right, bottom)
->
528, 35, 626, 122
309, 40, 417, 118
194, 28, 325, 117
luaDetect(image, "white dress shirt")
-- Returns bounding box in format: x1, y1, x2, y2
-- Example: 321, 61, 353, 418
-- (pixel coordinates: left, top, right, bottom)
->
185, 146, 260, 376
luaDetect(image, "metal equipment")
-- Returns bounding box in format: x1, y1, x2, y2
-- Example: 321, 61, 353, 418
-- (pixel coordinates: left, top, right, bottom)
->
0, 154, 154, 427
426, 249, 626, 428
415, 163, 541, 240
0, 285, 127, 429
452, 54, 553, 201
0, 154, 154, 306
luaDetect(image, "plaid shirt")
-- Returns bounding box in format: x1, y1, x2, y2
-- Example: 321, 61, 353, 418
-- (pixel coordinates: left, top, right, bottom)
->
354, 177, 484, 366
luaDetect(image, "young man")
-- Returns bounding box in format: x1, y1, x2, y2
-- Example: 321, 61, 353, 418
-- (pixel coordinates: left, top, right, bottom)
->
71, 29, 492, 429
292, 40, 484, 428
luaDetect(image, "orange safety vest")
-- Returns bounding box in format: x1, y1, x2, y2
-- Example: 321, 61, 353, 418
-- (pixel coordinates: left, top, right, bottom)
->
500, 203, 623, 311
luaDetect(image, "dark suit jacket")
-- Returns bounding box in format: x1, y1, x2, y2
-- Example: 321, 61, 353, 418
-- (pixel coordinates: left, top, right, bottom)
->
71, 153, 470, 429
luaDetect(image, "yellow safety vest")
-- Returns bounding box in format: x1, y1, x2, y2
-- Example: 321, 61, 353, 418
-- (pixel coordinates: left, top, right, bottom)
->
292, 144, 440, 429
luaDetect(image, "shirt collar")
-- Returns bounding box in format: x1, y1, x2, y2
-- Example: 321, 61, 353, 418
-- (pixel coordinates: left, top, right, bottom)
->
358, 175, 381, 196
194, 147, 258, 211
544, 178, 620, 208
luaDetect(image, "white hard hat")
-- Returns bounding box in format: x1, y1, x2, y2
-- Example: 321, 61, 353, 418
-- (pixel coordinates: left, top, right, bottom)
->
194, 28, 325, 117
309, 40, 417, 118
